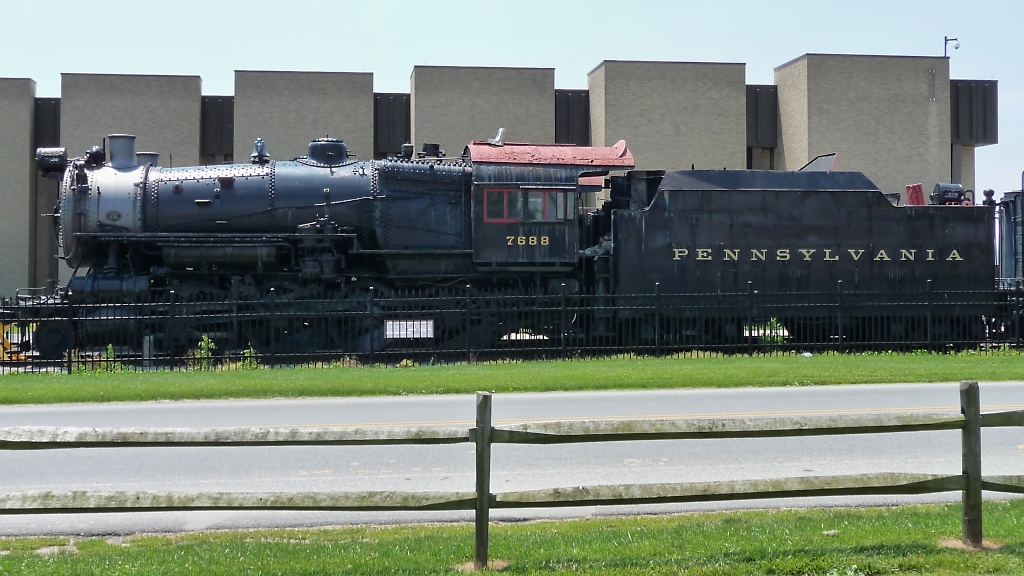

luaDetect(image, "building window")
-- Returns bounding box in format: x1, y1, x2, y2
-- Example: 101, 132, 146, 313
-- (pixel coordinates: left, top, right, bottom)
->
484, 188, 575, 222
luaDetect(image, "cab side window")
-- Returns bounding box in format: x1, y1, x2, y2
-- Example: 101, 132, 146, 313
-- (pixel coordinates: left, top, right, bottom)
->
526, 192, 545, 221
484, 188, 523, 222
484, 187, 575, 222
526, 189, 575, 221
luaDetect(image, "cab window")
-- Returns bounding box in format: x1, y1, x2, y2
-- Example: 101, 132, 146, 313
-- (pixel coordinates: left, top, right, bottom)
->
484, 188, 523, 222
526, 189, 575, 221
484, 187, 575, 222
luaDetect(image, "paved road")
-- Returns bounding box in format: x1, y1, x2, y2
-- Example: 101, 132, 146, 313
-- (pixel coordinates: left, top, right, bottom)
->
0, 381, 1021, 536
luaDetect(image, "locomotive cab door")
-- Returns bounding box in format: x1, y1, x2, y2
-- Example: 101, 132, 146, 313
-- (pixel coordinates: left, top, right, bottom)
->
472, 184, 578, 269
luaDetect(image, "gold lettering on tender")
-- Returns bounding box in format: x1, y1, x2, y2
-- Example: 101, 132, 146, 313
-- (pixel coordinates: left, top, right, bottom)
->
669, 246, 956, 263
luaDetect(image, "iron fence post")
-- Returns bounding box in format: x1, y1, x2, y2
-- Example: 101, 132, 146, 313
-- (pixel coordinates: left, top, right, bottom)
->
164, 290, 175, 367
926, 280, 933, 351
836, 280, 844, 354
960, 380, 983, 547
267, 288, 276, 368
560, 283, 567, 359
143, 334, 155, 370
654, 282, 661, 357
369, 286, 377, 365
474, 391, 493, 569
1016, 281, 1022, 348
747, 281, 754, 355
465, 284, 472, 363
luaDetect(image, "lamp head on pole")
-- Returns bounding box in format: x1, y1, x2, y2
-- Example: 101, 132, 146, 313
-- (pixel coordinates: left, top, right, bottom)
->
944, 36, 960, 57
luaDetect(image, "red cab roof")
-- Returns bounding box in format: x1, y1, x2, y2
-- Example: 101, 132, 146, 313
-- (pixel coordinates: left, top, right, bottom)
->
465, 140, 634, 168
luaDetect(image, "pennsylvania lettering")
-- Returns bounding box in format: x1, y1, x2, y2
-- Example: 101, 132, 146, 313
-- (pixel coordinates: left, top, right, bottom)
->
671, 248, 964, 262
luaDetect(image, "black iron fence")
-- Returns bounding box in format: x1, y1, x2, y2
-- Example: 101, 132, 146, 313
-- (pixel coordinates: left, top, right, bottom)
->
2, 283, 1023, 372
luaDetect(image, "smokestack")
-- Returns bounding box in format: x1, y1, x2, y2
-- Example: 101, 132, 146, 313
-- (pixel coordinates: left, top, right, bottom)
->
107, 134, 137, 169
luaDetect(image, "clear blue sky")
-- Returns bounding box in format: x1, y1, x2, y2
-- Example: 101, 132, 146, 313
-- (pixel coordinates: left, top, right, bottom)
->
3, 0, 1021, 193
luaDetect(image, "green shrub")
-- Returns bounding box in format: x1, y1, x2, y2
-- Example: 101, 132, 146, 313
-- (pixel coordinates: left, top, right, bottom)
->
186, 334, 217, 371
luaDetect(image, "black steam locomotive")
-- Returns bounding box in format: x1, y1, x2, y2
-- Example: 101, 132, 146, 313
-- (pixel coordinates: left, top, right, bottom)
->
15, 132, 1017, 360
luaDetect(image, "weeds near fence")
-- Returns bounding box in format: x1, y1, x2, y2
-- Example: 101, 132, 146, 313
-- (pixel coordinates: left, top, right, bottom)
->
185, 334, 217, 371
100, 344, 125, 373
220, 344, 261, 371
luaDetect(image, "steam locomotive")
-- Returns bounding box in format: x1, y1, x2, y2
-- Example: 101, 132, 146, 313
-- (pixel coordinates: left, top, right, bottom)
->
14, 132, 1019, 360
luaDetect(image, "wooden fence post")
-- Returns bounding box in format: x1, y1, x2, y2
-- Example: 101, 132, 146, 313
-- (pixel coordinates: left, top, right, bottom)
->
960, 379, 983, 547
475, 391, 493, 569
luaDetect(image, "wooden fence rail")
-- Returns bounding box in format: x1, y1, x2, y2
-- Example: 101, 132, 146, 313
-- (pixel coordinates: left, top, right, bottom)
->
2, 380, 1022, 569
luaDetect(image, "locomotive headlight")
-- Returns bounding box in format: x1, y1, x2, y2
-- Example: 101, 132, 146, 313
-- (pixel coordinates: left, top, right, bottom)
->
35, 147, 68, 178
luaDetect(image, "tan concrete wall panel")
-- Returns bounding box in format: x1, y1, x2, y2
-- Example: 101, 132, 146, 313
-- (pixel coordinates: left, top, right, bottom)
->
779, 55, 950, 197
588, 61, 746, 170
61, 74, 201, 167
808, 55, 950, 196
587, 64, 606, 151
234, 71, 373, 163
0, 79, 36, 295
774, 57, 809, 170
411, 66, 554, 157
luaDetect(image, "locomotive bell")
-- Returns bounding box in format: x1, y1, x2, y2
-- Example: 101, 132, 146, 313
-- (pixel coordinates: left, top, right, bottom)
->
250, 137, 270, 163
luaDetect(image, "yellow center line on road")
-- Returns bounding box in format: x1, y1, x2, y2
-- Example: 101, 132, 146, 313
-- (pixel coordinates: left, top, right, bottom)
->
248, 404, 1024, 430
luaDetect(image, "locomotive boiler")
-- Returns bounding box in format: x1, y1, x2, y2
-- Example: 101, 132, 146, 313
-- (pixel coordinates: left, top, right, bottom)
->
17, 131, 1013, 361
38, 134, 479, 299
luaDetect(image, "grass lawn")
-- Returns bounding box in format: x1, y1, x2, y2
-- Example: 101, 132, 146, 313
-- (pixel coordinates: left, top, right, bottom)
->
0, 350, 1022, 405
0, 500, 1021, 575
1, 353, 1021, 574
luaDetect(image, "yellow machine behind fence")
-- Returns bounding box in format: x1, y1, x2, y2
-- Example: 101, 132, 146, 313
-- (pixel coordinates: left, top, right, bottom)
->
1, 322, 29, 361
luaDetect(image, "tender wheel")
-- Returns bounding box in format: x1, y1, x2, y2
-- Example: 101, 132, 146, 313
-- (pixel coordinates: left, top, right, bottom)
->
706, 317, 744, 346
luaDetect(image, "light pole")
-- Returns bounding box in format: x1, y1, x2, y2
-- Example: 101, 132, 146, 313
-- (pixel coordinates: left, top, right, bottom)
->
944, 36, 959, 57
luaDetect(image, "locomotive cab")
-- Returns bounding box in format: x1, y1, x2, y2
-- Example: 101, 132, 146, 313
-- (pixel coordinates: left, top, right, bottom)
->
465, 140, 634, 271
472, 182, 579, 269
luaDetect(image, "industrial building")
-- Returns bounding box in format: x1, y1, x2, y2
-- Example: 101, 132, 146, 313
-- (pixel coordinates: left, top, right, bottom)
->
0, 55, 998, 296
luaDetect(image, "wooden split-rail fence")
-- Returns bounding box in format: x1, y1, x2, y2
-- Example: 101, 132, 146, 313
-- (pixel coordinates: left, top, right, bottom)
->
1, 380, 1022, 569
